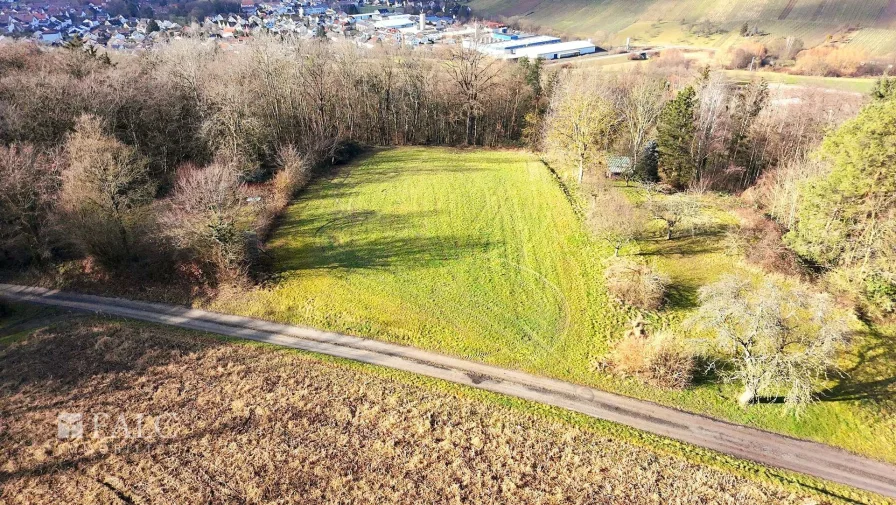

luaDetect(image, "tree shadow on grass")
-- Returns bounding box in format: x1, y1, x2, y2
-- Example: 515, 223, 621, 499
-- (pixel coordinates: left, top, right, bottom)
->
664, 281, 700, 311
815, 326, 896, 405
272, 208, 497, 273
0, 319, 231, 406
638, 233, 727, 258
275, 234, 494, 272
313, 147, 496, 195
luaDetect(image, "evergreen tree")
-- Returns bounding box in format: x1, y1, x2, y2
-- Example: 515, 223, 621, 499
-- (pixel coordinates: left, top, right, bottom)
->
147, 19, 161, 33
786, 99, 896, 269
64, 34, 85, 50
657, 86, 696, 190
871, 75, 896, 102
634, 139, 659, 182
518, 56, 543, 100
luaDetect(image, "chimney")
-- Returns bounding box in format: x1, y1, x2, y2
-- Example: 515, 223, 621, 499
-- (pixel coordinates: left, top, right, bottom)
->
419, 11, 424, 31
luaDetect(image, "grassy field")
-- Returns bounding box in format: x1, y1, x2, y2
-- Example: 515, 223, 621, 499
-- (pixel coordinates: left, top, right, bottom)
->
0, 317, 846, 503
469, 0, 896, 55
552, 52, 877, 94
724, 69, 878, 93
209, 147, 896, 467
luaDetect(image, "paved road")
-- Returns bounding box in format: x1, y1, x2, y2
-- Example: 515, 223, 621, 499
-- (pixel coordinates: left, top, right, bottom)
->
2, 283, 895, 500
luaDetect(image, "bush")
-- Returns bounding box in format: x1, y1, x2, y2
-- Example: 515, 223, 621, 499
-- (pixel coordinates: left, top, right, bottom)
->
865, 273, 896, 317
273, 145, 313, 204
604, 258, 669, 310
793, 46, 867, 77
726, 208, 805, 277
725, 42, 766, 69
163, 162, 248, 283
255, 145, 315, 242
61, 115, 157, 269
608, 318, 694, 389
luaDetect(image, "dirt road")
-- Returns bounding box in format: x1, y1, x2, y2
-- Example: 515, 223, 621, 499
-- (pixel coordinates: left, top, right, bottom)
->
2, 283, 895, 499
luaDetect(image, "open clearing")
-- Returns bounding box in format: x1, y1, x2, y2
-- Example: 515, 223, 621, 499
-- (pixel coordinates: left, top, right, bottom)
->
210, 147, 896, 465
0, 317, 829, 504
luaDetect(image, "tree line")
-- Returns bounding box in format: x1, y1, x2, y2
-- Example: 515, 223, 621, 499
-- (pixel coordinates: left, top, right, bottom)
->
0, 37, 538, 286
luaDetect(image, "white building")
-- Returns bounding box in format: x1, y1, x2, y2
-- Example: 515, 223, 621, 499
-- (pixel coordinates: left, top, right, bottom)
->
472, 35, 560, 56
374, 15, 415, 30
506, 40, 597, 60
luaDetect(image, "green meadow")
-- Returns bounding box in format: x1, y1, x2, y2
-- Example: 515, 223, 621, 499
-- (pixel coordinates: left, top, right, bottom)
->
209, 147, 896, 465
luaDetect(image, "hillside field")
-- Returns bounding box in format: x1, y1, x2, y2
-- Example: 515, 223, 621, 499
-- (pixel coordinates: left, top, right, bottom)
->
209, 147, 896, 468
0, 316, 835, 504
468, 0, 896, 56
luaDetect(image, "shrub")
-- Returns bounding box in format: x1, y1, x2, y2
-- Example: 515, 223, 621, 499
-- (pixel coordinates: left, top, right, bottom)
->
793, 46, 868, 77
604, 258, 669, 310
60, 114, 157, 269
726, 43, 766, 69
273, 145, 313, 205
766, 37, 803, 61
163, 161, 248, 283
865, 273, 896, 317
726, 208, 805, 277
608, 318, 694, 389
255, 145, 315, 242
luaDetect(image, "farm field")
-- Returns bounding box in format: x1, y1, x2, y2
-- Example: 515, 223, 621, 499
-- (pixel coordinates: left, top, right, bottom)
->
548, 51, 877, 94
469, 0, 896, 55
724, 69, 878, 93
209, 147, 896, 467
0, 316, 833, 504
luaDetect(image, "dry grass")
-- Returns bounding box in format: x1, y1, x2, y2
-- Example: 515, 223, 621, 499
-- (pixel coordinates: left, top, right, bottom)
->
607, 319, 695, 390
604, 258, 669, 311
0, 320, 826, 504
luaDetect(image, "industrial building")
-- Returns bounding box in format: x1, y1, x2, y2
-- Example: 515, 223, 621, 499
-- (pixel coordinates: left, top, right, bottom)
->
507, 40, 597, 60
374, 15, 417, 31
473, 35, 562, 56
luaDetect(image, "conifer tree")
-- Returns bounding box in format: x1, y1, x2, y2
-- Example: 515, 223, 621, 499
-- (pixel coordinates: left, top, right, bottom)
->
657, 86, 696, 189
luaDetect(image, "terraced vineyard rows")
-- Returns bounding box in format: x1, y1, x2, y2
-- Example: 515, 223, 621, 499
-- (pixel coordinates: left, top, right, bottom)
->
471, 0, 896, 55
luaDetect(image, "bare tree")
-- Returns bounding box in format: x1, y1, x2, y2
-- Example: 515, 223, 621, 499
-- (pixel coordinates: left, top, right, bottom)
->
688, 274, 850, 408
692, 72, 730, 177
443, 44, 501, 145
644, 186, 701, 240
620, 71, 667, 167
0, 144, 63, 264
544, 72, 621, 184
589, 189, 643, 256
